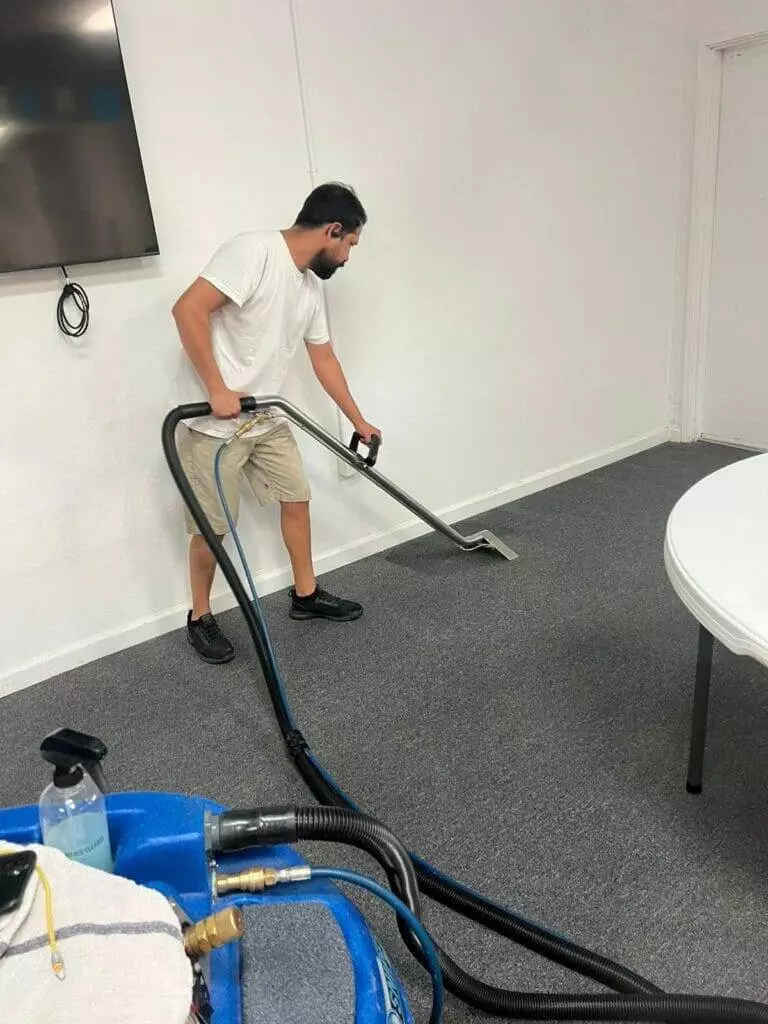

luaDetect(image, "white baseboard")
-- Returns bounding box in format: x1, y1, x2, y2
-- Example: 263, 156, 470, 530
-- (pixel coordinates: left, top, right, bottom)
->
0, 426, 667, 699
699, 432, 767, 453
668, 426, 684, 443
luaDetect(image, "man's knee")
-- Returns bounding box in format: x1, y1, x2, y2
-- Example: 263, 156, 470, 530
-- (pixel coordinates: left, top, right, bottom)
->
190, 533, 223, 560
280, 500, 310, 516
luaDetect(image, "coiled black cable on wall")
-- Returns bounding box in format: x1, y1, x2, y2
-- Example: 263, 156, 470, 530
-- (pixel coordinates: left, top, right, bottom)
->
57, 267, 90, 338
162, 400, 768, 1022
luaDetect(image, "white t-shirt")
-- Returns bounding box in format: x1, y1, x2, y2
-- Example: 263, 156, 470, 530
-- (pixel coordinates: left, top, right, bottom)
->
190, 230, 330, 437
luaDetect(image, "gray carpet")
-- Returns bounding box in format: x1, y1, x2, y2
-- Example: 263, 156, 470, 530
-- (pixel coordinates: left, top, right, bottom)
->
3, 441, 767, 1022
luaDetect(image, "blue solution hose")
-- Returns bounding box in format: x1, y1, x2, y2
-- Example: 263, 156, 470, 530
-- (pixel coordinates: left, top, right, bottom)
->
311, 866, 444, 1024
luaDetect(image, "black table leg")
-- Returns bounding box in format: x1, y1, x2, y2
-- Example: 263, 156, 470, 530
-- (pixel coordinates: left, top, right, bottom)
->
686, 624, 714, 795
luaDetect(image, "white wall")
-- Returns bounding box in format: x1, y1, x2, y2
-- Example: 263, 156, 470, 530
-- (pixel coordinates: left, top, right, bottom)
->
1, 0, 313, 691
2, 0, 703, 694
667, 0, 768, 437
298, 0, 689, 489
686, 0, 768, 40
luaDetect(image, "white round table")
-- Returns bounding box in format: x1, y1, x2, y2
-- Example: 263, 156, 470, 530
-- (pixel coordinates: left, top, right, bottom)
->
664, 452, 768, 792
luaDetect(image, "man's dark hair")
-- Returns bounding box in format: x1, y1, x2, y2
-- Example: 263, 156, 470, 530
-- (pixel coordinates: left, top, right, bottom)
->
295, 182, 367, 235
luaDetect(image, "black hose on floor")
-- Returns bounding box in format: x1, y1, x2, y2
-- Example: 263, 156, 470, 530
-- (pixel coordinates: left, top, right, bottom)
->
210, 804, 768, 1023
163, 402, 768, 1022
289, 742, 665, 995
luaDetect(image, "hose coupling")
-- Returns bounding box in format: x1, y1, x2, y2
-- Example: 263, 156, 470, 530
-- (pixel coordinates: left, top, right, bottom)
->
224, 411, 274, 445
214, 864, 311, 896
183, 906, 245, 958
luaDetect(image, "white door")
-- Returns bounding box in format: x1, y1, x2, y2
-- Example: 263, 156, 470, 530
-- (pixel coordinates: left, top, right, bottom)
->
702, 43, 768, 450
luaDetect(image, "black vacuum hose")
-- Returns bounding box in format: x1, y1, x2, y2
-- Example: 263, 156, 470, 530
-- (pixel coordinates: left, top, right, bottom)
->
162, 400, 295, 736
288, 745, 662, 995
162, 402, 658, 991
212, 804, 423, 917
163, 403, 768, 1022
414, 865, 659, 994
213, 804, 426, 961
210, 805, 768, 1023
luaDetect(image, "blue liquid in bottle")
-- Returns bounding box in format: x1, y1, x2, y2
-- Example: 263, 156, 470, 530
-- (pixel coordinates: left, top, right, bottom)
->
39, 765, 113, 872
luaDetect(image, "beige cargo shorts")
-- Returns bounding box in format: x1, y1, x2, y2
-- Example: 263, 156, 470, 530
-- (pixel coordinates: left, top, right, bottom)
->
179, 418, 311, 535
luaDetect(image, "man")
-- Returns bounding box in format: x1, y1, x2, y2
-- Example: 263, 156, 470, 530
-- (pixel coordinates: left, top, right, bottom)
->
173, 183, 380, 665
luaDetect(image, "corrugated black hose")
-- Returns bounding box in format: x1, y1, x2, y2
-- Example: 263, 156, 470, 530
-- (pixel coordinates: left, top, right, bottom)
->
163, 401, 768, 1021
209, 803, 768, 1022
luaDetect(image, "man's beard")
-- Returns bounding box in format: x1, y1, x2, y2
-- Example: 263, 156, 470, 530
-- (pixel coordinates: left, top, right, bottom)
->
309, 251, 341, 280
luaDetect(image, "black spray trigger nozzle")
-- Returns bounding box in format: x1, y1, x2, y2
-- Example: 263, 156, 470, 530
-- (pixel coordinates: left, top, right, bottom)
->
40, 729, 109, 791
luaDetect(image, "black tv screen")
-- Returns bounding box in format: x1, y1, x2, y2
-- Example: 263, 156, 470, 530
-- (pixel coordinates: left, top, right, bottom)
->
0, 0, 158, 273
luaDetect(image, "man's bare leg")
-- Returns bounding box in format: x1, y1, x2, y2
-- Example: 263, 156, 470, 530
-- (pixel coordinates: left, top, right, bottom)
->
189, 534, 220, 618
280, 501, 316, 597
281, 500, 363, 621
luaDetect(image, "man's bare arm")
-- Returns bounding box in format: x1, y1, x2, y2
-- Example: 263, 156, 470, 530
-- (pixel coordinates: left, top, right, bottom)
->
172, 279, 244, 418
305, 341, 380, 442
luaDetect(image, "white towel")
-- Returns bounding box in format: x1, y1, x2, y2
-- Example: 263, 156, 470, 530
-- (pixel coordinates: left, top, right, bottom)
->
0, 842, 192, 1024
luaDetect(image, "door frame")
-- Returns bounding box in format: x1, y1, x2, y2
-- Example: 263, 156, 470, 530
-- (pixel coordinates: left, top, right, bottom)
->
679, 27, 768, 443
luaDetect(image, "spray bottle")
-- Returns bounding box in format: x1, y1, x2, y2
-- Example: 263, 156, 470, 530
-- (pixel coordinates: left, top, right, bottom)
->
38, 729, 114, 873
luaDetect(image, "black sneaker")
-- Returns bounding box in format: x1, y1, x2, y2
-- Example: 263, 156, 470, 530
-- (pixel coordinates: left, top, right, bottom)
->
187, 611, 235, 664
289, 586, 363, 622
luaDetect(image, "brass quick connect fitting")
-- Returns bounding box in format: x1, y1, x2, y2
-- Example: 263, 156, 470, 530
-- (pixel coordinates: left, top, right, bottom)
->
214, 864, 311, 896
224, 411, 274, 445
183, 906, 245, 958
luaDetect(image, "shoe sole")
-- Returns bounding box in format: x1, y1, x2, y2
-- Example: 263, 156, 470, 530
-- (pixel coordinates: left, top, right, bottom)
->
289, 607, 363, 622
187, 635, 235, 664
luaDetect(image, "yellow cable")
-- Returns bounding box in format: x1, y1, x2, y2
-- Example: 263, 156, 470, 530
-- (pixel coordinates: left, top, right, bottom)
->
0, 845, 64, 979
35, 862, 65, 979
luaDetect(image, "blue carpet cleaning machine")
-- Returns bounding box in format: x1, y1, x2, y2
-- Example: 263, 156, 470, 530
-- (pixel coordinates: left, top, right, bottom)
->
0, 755, 420, 1024
3, 396, 768, 1023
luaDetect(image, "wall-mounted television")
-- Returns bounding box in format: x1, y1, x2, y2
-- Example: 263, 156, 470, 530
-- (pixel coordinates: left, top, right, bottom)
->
0, 0, 158, 273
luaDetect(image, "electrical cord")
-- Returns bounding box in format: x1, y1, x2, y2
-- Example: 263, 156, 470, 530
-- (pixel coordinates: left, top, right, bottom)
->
310, 866, 444, 1024
162, 401, 768, 1021
57, 267, 90, 338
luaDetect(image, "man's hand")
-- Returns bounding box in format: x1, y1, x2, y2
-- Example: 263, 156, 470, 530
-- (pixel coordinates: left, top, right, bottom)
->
209, 387, 248, 419
354, 421, 381, 445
